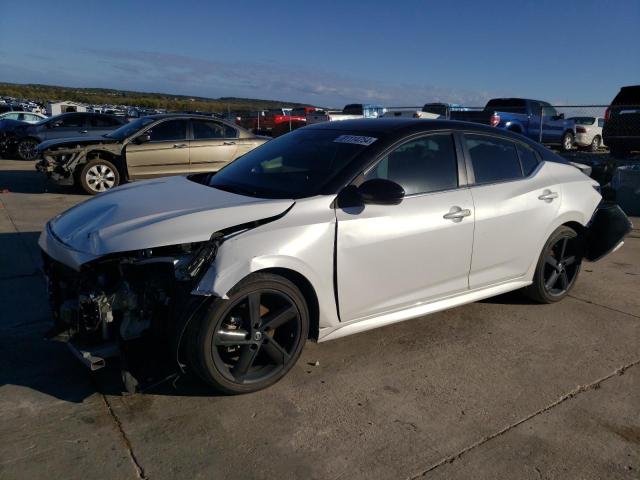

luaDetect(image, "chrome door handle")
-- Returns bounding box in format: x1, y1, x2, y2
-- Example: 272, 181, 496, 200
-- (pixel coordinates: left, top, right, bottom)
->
223, 141, 236, 145
538, 190, 558, 202
443, 206, 471, 222
173, 143, 188, 149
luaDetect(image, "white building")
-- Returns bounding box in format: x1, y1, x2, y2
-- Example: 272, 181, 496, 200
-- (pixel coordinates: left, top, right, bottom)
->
46, 101, 87, 116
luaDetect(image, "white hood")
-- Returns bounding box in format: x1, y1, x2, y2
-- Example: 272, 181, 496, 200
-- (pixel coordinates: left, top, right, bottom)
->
47, 176, 294, 256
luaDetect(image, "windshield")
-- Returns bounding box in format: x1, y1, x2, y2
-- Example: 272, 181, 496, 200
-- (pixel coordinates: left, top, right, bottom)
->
105, 117, 156, 139
570, 117, 596, 125
208, 130, 376, 199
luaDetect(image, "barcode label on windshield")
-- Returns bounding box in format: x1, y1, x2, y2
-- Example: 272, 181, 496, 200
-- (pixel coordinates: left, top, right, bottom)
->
333, 135, 377, 146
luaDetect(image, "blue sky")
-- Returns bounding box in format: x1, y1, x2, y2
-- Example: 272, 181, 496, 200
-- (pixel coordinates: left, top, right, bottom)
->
0, 0, 638, 107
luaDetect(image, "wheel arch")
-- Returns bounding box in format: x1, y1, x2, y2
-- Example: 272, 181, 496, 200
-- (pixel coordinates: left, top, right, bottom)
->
86, 149, 128, 180
257, 267, 320, 341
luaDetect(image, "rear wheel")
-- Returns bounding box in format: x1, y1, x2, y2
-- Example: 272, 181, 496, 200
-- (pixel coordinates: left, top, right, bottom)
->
590, 135, 601, 152
79, 157, 120, 194
16, 138, 39, 160
188, 273, 309, 394
560, 131, 574, 152
525, 226, 582, 303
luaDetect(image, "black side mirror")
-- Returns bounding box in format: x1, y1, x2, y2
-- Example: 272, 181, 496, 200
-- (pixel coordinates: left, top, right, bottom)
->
135, 133, 151, 144
358, 179, 405, 205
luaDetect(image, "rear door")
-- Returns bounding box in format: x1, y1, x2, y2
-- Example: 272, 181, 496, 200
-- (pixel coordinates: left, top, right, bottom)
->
336, 132, 474, 322
189, 119, 239, 173
462, 133, 562, 288
125, 118, 189, 179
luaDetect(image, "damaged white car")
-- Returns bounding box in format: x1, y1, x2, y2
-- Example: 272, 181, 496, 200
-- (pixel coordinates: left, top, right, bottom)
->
40, 119, 632, 394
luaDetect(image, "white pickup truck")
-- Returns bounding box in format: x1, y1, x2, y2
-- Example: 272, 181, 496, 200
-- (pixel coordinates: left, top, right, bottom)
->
306, 103, 386, 125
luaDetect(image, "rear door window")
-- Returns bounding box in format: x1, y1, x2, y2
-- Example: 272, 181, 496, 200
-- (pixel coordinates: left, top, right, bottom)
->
192, 120, 237, 139
517, 143, 539, 176
364, 134, 458, 195
464, 134, 523, 184
148, 119, 188, 142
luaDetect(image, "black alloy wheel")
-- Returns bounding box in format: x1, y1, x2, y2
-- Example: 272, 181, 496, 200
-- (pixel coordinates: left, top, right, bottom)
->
189, 273, 308, 394
17, 138, 39, 160
525, 226, 582, 303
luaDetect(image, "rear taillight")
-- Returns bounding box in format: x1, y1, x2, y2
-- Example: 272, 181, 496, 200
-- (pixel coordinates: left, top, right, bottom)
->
604, 107, 610, 121
490, 114, 500, 127
576, 126, 587, 133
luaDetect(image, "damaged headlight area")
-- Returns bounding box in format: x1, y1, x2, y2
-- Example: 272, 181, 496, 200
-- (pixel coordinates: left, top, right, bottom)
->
37, 147, 88, 184
43, 236, 222, 389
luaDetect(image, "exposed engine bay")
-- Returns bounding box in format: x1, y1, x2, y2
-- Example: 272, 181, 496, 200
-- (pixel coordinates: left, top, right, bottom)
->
43, 235, 222, 391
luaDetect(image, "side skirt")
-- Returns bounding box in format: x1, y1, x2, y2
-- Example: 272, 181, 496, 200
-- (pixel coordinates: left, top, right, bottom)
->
318, 278, 531, 342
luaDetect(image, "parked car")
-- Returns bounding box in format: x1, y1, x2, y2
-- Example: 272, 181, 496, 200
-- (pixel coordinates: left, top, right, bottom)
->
307, 104, 386, 125
36, 114, 268, 194
255, 108, 307, 135
451, 98, 577, 151
0, 103, 25, 114
603, 85, 640, 158
0, 112, 125, 160
0, 111, 48, 124
39, 118, 631, 394
569, 116, 605, 151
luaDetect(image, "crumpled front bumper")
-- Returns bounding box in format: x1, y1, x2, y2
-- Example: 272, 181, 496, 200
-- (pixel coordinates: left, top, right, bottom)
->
36, 158, 76, 185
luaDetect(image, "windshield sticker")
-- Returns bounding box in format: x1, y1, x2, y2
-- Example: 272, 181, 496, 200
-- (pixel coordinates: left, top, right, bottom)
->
333, 135, 377, 146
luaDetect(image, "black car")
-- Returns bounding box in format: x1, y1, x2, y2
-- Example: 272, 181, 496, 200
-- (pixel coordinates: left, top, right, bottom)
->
0, 103, 25, 114
603, 85, 640, 158
0, 112, 125, 160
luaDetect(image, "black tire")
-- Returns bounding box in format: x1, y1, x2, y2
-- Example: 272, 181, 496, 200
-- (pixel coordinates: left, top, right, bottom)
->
560, 131, 574, 152
16, 138, 39, 161
590, 135, 601, 152
187, 272, 309, 394
524, 226, 582, 303
79, 157, 120, 195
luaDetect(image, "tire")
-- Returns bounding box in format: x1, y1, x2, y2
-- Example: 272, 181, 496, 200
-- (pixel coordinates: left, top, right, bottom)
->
524, 226, 582, 303
590, 136, 601, 152
560, 131, 574, 152
79, 157, 120, 195
187, 272, 309, 394
16, 138, 39, 161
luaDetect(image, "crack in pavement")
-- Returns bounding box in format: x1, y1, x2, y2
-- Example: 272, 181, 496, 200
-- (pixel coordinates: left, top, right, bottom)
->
408, 359, 640, 479
99, 393, 148, 479
568, 294, 640, 319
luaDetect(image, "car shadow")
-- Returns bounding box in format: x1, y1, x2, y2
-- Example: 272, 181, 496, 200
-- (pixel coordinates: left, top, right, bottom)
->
0, 164, 83, 195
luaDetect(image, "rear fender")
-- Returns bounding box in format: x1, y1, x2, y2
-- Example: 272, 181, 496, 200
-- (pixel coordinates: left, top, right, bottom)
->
583, 203, 633, 262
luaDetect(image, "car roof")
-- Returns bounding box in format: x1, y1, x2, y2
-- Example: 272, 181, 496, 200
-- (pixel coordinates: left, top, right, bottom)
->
305, 118, 517, 136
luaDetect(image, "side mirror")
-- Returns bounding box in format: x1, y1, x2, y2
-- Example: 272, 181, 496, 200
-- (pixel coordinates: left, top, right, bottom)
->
359, 179, 405, 205
135, 133, 151, 144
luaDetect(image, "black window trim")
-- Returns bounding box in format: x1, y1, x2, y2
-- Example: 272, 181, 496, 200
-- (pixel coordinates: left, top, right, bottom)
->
460, 131, 542, 187
354, 130, 468, 198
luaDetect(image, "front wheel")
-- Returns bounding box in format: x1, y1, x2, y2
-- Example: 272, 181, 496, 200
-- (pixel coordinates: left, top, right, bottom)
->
79, 158, 120, 194
188, 273, 309, 394
16, 138, 39, 160
524, 226, 582, 303
560, 131, 574, 152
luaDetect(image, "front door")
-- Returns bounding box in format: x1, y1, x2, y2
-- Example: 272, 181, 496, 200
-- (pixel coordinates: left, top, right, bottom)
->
189, 119, 239, 173
336, 133, 474, 322
43, 114, 88, 140
125, 118, 190, 179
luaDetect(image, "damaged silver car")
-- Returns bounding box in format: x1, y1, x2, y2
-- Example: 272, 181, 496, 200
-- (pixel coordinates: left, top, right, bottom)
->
40, 120, 633, 394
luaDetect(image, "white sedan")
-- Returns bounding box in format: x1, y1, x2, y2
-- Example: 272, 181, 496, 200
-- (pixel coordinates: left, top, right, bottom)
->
0, 111, 47, 123
39, 119, 631, 394
570, 116, 606, 151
